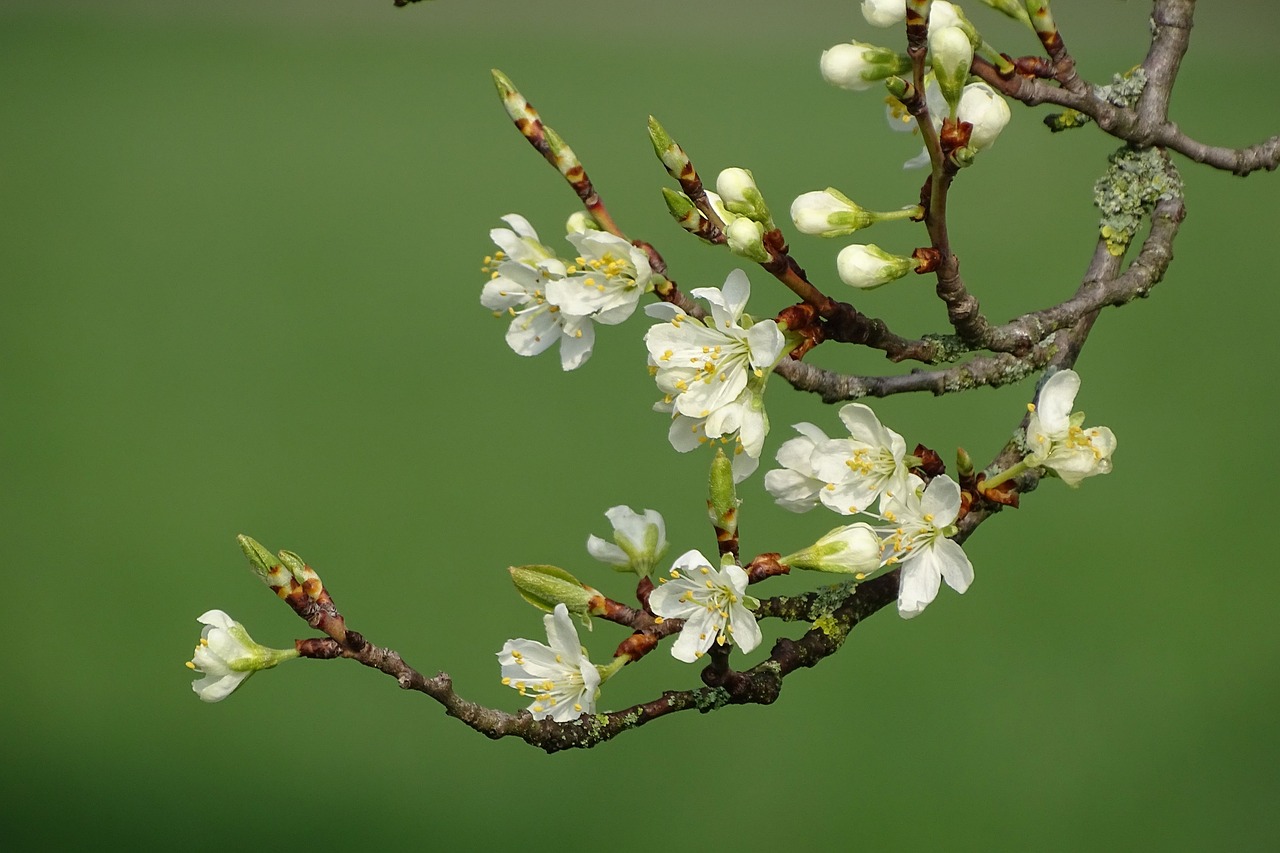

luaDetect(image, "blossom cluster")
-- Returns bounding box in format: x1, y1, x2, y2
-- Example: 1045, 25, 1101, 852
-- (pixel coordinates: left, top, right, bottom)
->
644, 270, 786, 482
765, 404, 974, 619
481, 214, 663, 370
498, 505, 762, 721
765, 370, 1115, 617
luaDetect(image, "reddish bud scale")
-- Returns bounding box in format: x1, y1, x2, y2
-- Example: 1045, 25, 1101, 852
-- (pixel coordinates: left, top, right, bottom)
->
614, 631, 660, 662
912, 247, 942, 274
296, 637, 344, 659
1013, 55, 1056, 79
976, 474, 1021, 508
746, 553, 790, 584
939, 117, 974, 158
635, 576, 654, 611
777, 302, 825, 356
911, 444, 946, 478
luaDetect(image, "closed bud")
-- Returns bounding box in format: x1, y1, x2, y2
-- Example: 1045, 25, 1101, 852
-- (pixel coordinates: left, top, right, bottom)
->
509, 565, 601, 627
715, 167, 771, 224
790, 188, 874, 238
820, 41, 911, 93
836, 243, 915, 289
930, 26, 973, 115
862, 0, 905, 27
725, 217, 769, 262
662, 187, 705, 234
780, 524, 883, 576
708, 448, 740, 539
647, 116, 690, 180
237, 534, 292, 592
565, 211, 599, 234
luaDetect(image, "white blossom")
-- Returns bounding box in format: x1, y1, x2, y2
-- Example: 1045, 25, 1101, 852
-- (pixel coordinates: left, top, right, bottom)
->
499, 603, 601, 722
645, 270, 784, 476
879, 475, 973, 618
1024, 369, 1117, 486
649, 550, 761, 662
186, 610, 297, 703
587, 506, 669, 577
763, 422, 832, 512
545, 229, 659, 325
788, 402, 912, 516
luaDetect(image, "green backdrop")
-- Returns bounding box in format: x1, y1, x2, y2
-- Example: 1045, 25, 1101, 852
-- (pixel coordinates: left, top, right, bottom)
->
4, 1, 1278, 849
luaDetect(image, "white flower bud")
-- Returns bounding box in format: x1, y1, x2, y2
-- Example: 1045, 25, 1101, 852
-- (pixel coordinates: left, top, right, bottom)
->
790, 189, 874, 238
861, 0, 905, 27
780, 523, 884, 576
820, 41, 909, 92
725, 216, 769, 262
957, 82, 1011, 150
565, 211, 598, 234
836, 243, 915, 289
716, 167, 771, 223
929, 1, 964, 31
930, 25, 973, 114
716, 167, 759, 209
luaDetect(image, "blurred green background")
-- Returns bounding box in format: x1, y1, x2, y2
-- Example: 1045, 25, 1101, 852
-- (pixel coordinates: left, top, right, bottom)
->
4, 1, 1278, 849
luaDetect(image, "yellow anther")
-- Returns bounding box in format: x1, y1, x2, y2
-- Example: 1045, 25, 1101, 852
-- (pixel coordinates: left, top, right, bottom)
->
185, 661, 196, 669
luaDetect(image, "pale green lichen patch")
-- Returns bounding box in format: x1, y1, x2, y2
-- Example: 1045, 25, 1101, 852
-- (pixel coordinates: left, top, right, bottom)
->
813, 613, 845, 639
1094, 146, 1182, 256
694, 687, 731, 713
1095, 67, 1147, 109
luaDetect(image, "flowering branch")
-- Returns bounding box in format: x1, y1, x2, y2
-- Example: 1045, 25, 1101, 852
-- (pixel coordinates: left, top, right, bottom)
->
189, 0, 1277, 753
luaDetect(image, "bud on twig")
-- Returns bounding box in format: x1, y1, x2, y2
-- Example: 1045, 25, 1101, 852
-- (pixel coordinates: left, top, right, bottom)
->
930, 26, 973, 117
509, 564, 602, 628
779, 524, 882, 577
836, 243, 916, 289
708, 449, 740, 561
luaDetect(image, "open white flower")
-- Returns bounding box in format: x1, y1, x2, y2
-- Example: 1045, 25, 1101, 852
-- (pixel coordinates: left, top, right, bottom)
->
587, 505, 669, 577
499, 603, 601, 722
646, 269, 784, 476
481, 214, 600, 371
186, 610, 298, 703
646, 269, 783, 418
655, 387, 766, 483
486, 213, 559, 272
764, 422, 832, 512
808, 403, 912, 515
879, 475, 973, 619
1024, 369, 1117, 486
481, 258, 595, 370
545, 229, 659, 325
649, 549, 761, 662
899, 79, 1012, 169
